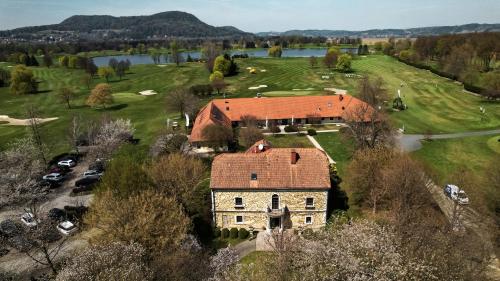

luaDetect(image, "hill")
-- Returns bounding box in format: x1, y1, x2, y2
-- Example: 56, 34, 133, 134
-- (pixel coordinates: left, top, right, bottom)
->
256, 23, 500, 37
0, 11, 251, 40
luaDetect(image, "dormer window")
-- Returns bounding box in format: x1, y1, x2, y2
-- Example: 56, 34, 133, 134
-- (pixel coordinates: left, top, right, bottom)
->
251, 173, 257, 180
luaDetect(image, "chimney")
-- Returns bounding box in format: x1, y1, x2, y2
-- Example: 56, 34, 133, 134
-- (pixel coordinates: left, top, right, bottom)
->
291, 151, 298, 164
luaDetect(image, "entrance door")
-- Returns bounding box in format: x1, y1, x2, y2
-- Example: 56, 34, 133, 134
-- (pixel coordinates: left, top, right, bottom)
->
281, 119, 288, 125
270, 217, 281, 229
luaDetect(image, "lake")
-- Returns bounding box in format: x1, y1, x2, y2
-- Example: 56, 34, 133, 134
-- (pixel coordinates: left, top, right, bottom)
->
92, 48, 357, 67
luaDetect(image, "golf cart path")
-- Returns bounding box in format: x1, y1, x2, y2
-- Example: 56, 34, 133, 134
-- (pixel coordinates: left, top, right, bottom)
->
398, 128, 500, 152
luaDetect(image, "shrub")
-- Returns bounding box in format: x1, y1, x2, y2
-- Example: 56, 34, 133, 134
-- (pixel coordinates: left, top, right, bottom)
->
221, 228, 229, 239
284, 125, 298, 133
307, 129, 317, 136
229, 227, 239, 239
238, 228, 249, 239
213, 227, 221, 238
270, 125, 281, 134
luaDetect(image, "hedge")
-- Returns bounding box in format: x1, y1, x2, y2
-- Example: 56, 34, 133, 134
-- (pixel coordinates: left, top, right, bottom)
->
229, 228, 239, 239
213, 227, 221, 238
284, 125, 298, 133
221, 228, 229, 239
307, 129, 317, 136
238, 228, 249, 239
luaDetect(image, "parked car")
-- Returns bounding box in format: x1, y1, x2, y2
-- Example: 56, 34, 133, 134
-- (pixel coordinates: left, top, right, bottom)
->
83, 169, 103, 178
0, 219, 22, 238
49, 165, 70, 175
48, 208, 65, 222
72, 185, 95, 194
20, 212, 38, 227
444, 184, 470, 205
57, 221, 78, 235
42, 173, 64, 182
75, 177, 100, 188
58, 159, 76, 167
40, 179, 61, 189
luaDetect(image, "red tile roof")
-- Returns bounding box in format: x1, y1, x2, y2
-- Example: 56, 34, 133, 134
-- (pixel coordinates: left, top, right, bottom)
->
210, 147, 331, 190
190, 95, 370, 143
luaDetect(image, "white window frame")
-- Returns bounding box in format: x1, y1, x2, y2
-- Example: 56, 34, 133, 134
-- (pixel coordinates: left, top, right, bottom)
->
305, 197, 315, 208
235, 215, 244, 224
234, 197, 244, 207
305, 216, 313, 225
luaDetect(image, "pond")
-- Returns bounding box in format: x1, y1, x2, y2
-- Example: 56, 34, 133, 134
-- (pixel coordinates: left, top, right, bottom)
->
92, 48, 358, 67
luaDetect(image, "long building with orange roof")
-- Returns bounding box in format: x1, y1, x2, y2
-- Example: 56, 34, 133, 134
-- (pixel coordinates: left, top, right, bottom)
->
189, 94, 371, 147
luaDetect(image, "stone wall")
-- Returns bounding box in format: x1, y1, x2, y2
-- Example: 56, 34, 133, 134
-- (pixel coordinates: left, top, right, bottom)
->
213, 189, 328, 230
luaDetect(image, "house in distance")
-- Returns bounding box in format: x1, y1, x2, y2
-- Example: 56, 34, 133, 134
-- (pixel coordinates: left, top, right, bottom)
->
189, 95, 370, 152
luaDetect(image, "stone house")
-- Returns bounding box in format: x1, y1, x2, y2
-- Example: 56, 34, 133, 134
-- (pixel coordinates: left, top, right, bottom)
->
210, 140, 331, 231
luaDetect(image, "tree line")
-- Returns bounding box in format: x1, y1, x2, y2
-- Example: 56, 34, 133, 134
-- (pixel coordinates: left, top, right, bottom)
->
376, 32, 500, 99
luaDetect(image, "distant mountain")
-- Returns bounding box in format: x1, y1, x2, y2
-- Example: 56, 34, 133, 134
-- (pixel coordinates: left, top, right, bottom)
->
256, 23, 500, 37
0, 11, 251, 40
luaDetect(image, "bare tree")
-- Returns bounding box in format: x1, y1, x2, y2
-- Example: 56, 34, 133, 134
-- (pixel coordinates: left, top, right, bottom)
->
357, 77, 388, 107
201, 124, 234, 150
68, 114, 82, 155
57, 87, 75, 109
8, 204, 67, 276
26, 105, 47, 165
342, 103, 394, 149
165, 88, 200, 118
239, 127, 264, 148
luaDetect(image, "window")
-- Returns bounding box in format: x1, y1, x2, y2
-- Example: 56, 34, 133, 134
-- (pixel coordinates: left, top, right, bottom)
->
236, 215, 244, 224
306, 197, 314, 208
235, 197, 243, 207
305, 216, 312, 224
251, 173, 257, 180
271, 194, 280, 210
330, 117, 334, 120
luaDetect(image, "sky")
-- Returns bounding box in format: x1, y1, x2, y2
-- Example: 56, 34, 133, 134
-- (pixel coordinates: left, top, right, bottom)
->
0, 0, 499, 32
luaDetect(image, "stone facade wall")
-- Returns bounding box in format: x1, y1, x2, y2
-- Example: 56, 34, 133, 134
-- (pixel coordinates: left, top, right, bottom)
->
213, 189, 328, 230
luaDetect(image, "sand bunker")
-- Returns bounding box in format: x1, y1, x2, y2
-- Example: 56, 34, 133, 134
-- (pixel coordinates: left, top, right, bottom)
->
260, 69, 267, 72
157, 65, 168, 68
248, 85, 268, 90
139, 90, 158, 96
0, 115, 58, 126
292, 88, 315, 91
324, 88, 347, 95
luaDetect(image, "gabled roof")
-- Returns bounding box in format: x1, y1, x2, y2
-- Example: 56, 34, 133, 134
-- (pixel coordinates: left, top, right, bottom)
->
210, 147, 331, 190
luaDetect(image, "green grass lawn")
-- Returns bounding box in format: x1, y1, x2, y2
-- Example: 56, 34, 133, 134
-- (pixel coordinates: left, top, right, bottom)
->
239, 251, 274, 265
264, 134, 314, 148
313, 132, 355, 176
0, 63, 209, 156
412, 134, 500, 185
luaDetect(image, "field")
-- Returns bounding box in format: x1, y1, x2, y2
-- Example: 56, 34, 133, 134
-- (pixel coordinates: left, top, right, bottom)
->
412, 134, 500, 184
1, 55, 499, 158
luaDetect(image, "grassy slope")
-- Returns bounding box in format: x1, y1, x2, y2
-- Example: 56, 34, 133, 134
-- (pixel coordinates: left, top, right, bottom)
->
313, 132, 355, 177
264, 134, 314, 148
412, 134, 500, 185
0, 64, 208, 156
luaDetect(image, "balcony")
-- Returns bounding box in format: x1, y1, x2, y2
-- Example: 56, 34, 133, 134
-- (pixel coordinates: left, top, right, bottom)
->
266, 205, 286, 218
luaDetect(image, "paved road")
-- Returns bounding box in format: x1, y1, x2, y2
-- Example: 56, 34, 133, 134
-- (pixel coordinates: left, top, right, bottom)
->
424, 178, 500, 278
233, 239, 256, 260
398, 129, 500, 152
